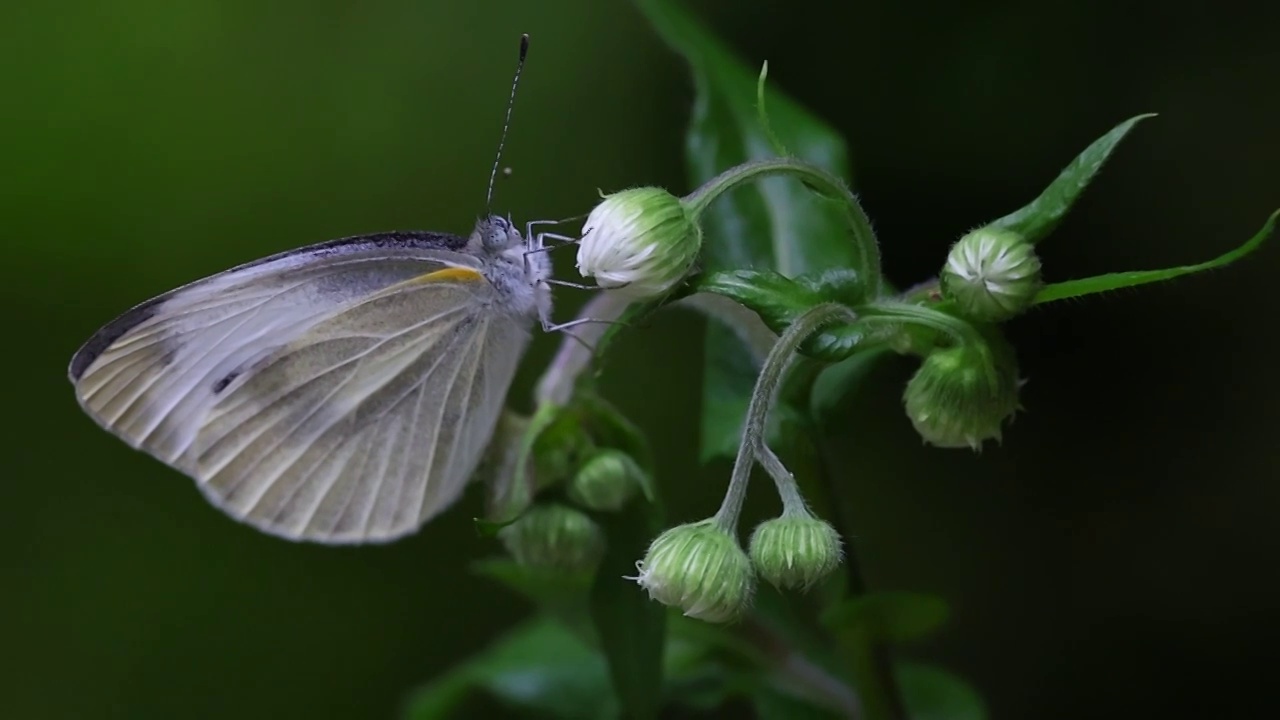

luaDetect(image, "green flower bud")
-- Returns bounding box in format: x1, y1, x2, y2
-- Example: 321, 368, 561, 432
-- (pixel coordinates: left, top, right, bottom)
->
748, 514, 843, 591
629, 519, 755, 623
568, 449, 645, 512
576, 187, 702, 298
941, 227, 1042, 322
498, 503, 604, 572
903, 337, 1021, 451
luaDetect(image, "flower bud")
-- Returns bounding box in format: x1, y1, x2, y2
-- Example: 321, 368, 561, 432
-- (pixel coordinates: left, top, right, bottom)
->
903, 337, 1021, 450
498, 503, 605, 573
941, 228, 1042, 322
569, 449, 645, 512
629, 519, 755, 623
576, 187, 702, 298
748, 515, 843, 591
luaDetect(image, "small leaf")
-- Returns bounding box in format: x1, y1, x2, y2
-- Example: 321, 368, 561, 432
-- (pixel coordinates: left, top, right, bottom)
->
589, 490, 666, 719
697, 269, 875, 361
473, 515, 520, 539
987, 113, 1156, 243
495, 402, 567, 522
402, 618, 617, 720
823, 591, 951, 644
1033, 208, 1279, 304
897, 662, 989, 720
475, 410, 532, 524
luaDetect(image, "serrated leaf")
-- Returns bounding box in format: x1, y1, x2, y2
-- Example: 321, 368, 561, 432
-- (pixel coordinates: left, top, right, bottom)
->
897, 662, 988, 720
1033, 208, 1278, 304
697, 269, 874, 361
823, 591, 951, 644
987, 113, 1156, 243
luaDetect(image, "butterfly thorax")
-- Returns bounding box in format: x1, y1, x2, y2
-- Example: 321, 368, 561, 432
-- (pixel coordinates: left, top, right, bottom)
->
469, 215, 552, 325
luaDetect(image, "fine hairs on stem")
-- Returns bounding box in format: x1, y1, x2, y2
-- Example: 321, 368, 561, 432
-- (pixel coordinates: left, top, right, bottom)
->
712, 302, 857, 532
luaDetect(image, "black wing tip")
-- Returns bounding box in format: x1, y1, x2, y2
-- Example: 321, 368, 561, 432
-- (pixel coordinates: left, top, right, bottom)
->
68, 300, 164, 382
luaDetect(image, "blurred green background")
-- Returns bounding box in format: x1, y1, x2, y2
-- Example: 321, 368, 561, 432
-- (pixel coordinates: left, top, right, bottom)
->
5, 0, 1277, 718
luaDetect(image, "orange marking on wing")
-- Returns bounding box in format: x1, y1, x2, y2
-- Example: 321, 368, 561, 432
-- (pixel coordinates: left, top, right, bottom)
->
416, 267, 484, 283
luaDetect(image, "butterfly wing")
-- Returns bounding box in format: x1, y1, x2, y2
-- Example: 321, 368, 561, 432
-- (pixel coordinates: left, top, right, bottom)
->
70, 231, 531, 543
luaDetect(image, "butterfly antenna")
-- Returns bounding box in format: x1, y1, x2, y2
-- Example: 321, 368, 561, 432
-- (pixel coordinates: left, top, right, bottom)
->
486, 33, 529, 213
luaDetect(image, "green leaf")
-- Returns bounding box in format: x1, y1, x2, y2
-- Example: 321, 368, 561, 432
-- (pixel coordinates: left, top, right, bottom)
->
810, 347, 895, 419
700, 320, 758, 462
402, 618, 617, 720
471, 558, 593, 610
823, 591, 951, 644
750, 685, 846, 720
636, 0, 860, 276
897, 662, 988, 720
987, 113, 1156, 243
636, 0, 878, 462
697, 269, 876, 361
475, 409, 533, 525
473, 515, 520, 539
1033, 208, 1279, 304
589, 490, 666, 719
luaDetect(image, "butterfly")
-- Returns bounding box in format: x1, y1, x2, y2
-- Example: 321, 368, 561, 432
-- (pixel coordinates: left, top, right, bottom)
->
67, 35, 560, 545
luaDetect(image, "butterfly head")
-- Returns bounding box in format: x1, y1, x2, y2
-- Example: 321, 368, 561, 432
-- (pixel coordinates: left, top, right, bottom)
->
474, 214, 524, 253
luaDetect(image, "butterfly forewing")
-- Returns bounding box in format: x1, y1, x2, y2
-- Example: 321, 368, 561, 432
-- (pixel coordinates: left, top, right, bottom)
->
69, 231, 530, 544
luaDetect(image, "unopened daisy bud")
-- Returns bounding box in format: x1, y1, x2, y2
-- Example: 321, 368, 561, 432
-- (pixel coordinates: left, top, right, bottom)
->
498, 503, 604, 573
629, 519, 754, 623
576, 187, 702, 298
569, 450, 645, 512
748, 514, 843, 591
941, 227, 1042, 322
903, 338, 1021, 451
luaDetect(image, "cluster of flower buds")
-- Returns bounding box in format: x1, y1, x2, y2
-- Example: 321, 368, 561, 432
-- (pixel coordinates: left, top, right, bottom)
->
628, 510, 844, 623
496, 419, 651, 574
901, 225, 1039, 450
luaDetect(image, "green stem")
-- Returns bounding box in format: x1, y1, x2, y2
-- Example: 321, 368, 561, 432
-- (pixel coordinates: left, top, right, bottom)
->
814, 438, 908, 720
712, 302, 857, 533
683, 157, 883, 296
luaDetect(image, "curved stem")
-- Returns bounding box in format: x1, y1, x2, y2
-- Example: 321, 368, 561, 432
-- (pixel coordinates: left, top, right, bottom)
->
756, 443, 810, 518
712, 302, 856, 533
683, 157, 882, 296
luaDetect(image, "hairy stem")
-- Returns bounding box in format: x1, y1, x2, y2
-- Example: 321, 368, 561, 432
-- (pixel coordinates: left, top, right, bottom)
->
712, 302, 856, 533
683, 157, 882, 296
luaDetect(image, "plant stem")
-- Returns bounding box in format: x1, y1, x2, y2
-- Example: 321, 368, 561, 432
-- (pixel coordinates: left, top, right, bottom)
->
682, 157, 883, 297
712, 302, 856, 533
814, 434, 909, 720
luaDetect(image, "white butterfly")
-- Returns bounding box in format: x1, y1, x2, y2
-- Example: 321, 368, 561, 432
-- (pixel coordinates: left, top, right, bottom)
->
68, 217, 553, 544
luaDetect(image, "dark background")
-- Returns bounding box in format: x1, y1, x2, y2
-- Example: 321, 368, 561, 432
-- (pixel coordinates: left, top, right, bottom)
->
5, 1, 1276, 718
